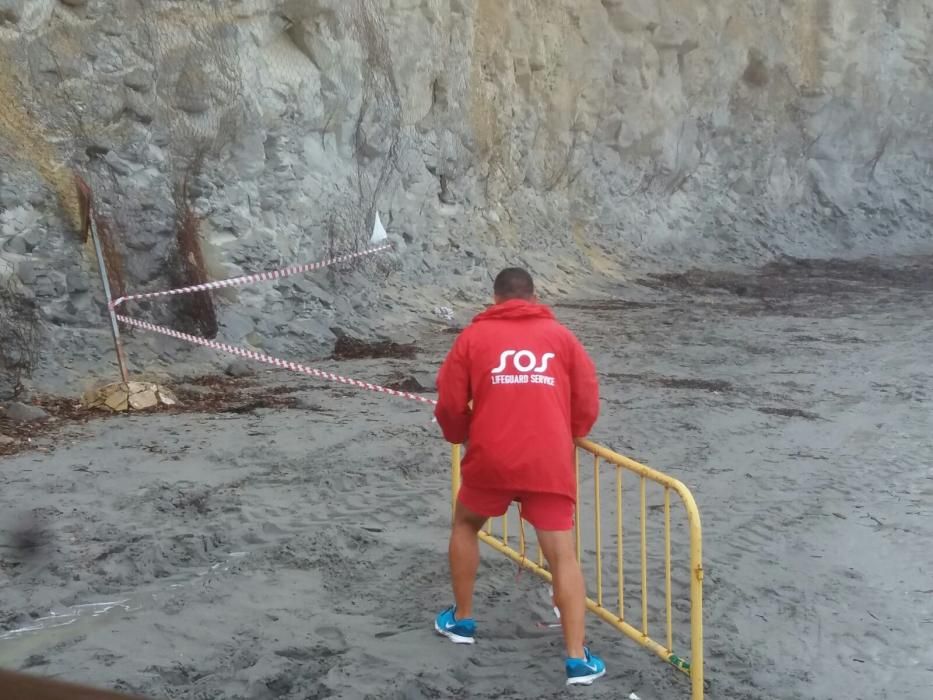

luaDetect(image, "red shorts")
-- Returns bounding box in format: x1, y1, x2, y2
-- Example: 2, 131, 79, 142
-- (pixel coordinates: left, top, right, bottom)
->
457, 484, 575, 531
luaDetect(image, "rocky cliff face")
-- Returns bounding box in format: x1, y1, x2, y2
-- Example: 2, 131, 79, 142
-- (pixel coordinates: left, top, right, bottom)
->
1, 0, 931, 395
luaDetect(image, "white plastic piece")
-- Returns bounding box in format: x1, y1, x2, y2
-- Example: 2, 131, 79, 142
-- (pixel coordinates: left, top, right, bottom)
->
629, 693, 641, 700
550, 585, 561, 619
433, 306, 455, 322
371, 211, 388, 244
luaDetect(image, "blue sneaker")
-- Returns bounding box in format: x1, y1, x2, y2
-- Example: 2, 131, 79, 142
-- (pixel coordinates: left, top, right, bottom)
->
434, 606, 476, 644
565, 647, 606, 685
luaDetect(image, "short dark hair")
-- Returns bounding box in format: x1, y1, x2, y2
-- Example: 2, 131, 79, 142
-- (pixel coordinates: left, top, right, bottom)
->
493, 268, 535, 300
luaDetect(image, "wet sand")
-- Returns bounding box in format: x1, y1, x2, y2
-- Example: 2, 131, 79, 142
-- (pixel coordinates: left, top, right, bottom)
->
2, 258, 932, 699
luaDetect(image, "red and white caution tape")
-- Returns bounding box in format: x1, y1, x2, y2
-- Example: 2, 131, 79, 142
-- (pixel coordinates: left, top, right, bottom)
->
110, 211, 392, 309
109, 244, 392, 309
115, 314, 438, 407
108, 213, 438, 413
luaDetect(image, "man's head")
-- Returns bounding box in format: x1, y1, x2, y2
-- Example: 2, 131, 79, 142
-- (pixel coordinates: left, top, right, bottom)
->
493, 267, 536, 304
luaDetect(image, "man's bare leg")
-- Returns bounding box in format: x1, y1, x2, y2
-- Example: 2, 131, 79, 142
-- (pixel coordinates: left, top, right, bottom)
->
537, 528, 587, 659
448, 501, 487, 619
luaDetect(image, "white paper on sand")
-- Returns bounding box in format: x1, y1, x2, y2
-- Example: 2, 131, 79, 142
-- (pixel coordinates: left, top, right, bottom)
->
370, 211, 388, 244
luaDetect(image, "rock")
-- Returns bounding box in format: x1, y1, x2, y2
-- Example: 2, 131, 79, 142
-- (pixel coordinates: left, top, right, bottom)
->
81, 386, 99, 406
406, 372, 436, 392
103, 151, 133, 176
44, 299, 94, 325
61, 0, 89, 7
124, 92, 155, 124
5, 236, 28, 255
1, 402, 49, 423
21, 226, 43, 251
218, 310, 255, 343
157, 387, 179, 406
225, 360, 255, 378
292, 277, 335, 306
0, 435, 15, 446
175, 60, 211, 114
123, 68, 152, 92
0, 377, 15, 402
128, 388, 158, 410
83, 381, 181, 412
66, 270, 90, 294
17, 260, 36, 286
34, 274, 63, 298
0, 1, 22, 24
385, 375, 431, 393
104, 387, 129, 411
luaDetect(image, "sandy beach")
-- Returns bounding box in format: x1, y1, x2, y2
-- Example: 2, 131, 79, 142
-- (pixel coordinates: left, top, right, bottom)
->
2, 258, 932, 700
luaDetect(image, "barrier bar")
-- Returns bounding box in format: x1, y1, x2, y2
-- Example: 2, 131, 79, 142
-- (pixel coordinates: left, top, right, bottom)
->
575, 450, 582, 564
519, 513, 526, 557
641, 475, 649, 637
594, 453, 603, 607
616, 467, 624, 619
665, 486, 673, 652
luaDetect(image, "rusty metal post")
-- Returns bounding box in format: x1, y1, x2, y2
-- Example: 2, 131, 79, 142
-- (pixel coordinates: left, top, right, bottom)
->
88, 211, 130, 384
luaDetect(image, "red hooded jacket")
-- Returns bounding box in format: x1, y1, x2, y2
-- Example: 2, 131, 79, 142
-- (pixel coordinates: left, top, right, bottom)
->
434, 299, 600, 501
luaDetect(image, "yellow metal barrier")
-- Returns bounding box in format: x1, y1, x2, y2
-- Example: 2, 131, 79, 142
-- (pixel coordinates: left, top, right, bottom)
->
450, 439, 704, 699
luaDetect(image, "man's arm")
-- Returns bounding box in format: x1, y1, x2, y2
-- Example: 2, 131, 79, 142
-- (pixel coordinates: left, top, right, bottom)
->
434, 334, 471, 444
569, 336, 599, 438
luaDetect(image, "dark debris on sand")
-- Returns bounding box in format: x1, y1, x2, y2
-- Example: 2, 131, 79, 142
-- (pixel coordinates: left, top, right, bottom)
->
639, 255, 933, 298
331, 336, 418, 360
0, 376, 304, 458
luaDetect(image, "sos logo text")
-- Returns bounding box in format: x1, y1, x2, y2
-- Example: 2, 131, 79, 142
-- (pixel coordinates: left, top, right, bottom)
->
490, 350, 556, 387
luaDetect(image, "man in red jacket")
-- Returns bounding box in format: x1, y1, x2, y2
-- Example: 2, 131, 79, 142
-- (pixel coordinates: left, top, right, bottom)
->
433, 268, 605, 686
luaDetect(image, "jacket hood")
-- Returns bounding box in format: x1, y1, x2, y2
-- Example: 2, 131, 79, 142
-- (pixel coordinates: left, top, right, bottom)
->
471, 299, 556, 323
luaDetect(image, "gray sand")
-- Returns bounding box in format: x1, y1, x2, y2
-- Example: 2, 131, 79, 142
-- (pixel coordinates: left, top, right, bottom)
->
2, 261, 932, 699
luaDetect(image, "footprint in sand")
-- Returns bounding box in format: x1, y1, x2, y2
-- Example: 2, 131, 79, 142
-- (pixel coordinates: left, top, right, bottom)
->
261, 521, 290, 535
315, 625, 348, 652
241, 531, 266, 545
273, 647, 316, 661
